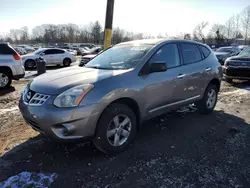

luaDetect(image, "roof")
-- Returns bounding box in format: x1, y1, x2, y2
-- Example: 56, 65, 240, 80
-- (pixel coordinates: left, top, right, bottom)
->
117, 38, 205, 46
0, 42, 9, 44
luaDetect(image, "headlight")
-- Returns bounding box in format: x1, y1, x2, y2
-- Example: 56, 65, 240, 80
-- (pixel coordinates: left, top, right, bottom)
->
53, 84, 94, 107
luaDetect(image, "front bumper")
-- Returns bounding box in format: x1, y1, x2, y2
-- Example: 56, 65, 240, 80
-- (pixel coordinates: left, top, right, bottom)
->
19, 96, 99, 141
223, 66, 250, 80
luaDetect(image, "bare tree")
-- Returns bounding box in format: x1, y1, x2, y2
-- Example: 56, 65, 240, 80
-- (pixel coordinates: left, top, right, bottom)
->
209, 24, 226, 38
90, 21, 102, 44
193, 21, 209, 42
184, 33, 191, 40
234, 14, 242, 38
241, 5, 250, 44
224, 16, 236, 42
9, 29, 20, 44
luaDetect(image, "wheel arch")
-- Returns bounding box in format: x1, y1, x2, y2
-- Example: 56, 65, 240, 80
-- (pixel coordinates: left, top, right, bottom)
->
0, 66, 13, 77
98, 97, 141, 131
209, 78, 221, 91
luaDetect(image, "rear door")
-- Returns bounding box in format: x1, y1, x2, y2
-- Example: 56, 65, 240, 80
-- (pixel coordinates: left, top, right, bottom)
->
43, 49, 54, 64
178, 43, 207, 99
53, 49, 65, 63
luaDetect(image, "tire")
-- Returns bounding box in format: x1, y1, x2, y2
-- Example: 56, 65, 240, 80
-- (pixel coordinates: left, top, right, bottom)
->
63, 58, 71, 67
196, 84, 218, 114
93, 103, 137, 154
0, 70, 12, 89
25, 59, 35, 69
225, 78, 233, 83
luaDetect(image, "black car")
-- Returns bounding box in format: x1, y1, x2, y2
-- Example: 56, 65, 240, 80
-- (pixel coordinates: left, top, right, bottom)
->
223, 47, 250, 83
214, 46, 241, 65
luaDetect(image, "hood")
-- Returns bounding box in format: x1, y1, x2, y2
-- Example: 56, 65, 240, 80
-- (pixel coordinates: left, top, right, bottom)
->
30, 67, 130, 95
82, 54, 97, 59
228, 55, 250, 61
214, 52, 230, 56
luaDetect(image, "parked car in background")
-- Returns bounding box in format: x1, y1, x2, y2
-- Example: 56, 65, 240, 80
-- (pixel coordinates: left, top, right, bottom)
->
22, 48, 76, 68
79, 54, 98, 67
18, 45, 35, 53
238, 45, 249, 51
71, 47, 90, 55
0, 42, 25, 89
223, 47, 250, 83
214, 46, 241, 65
67, 49, 77, 56
79, 43, 96, 49
81, 47, 102, 56
19, 39, 222, 154
14, 46, 27, 55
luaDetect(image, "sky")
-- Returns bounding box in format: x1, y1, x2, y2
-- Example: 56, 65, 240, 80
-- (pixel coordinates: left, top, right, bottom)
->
0, 0, 249, 37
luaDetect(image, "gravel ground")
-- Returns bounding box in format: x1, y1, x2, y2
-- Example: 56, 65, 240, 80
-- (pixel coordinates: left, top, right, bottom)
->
1, 80, 250, 187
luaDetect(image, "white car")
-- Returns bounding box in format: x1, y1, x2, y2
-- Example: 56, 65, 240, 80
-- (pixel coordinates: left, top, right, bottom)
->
0, 42, 25, 89
22, 48, 77, 69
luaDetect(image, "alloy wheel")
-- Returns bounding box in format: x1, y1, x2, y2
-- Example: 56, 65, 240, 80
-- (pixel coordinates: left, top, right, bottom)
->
206, 88, 216, 109
0, 73, 9, 88
106, 114, 132, 147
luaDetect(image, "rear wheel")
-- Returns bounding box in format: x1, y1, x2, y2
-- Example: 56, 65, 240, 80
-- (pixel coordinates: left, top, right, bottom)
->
93, 103, 137, 154
25, 59, 35, 69
0, 71, 12, 89
63, 58, 71, 67
196, 84, 218, 114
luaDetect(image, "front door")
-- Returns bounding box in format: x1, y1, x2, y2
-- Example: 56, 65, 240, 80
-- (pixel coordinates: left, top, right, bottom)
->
141, 43, 187, 117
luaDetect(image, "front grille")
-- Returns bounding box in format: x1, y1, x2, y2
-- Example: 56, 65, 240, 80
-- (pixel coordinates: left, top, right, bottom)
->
23, 89, 50, 106
225, 68, 250, 77
29, 93, 50, 106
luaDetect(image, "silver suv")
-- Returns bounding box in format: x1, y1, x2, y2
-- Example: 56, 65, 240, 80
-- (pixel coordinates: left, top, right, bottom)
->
0, 42, 25, 89
19, 39, 222, 154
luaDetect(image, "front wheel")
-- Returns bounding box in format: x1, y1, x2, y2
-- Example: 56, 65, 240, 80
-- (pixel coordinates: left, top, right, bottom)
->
93, 103, 137, 154
196, 84, 218, 114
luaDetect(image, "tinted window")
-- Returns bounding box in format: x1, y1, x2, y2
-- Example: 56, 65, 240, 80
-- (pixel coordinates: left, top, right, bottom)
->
150, 44, 180, 68
0, 44, 16, 55
54, 49, 65, 54
44, 49, 64, 55
180, 43, 202, 64
199, 45, 210, 58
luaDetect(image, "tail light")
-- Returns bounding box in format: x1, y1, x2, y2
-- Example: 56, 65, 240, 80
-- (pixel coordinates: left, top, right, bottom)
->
13, 54, 21, 60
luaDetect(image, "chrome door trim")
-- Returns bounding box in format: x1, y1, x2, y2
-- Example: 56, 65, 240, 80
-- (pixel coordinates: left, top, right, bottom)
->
149, 95, 200, 113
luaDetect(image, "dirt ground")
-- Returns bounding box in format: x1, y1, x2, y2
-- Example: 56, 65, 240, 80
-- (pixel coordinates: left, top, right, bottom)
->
1, 80, 250, 187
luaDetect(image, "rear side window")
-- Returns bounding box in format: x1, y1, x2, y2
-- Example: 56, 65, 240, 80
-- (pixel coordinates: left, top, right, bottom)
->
180, 43, 202, 64
199, 45, 210, 58
0, 44, 17, 55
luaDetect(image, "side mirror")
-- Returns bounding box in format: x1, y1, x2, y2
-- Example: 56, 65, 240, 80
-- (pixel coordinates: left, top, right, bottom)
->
40, 53, 45, 57
150, 62, 167, 73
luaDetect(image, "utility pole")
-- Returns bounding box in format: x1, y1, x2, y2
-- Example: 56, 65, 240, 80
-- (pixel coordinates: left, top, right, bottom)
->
104, 0, 114, 50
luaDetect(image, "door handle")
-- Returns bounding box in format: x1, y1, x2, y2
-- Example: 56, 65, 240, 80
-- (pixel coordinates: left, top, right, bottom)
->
205, 67, 211, 72
177, 74, 186, 79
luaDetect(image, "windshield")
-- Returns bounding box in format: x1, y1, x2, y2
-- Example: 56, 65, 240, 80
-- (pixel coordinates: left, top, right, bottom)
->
216, 47, 232, 53
85, 44, 153, 70
34, 49, 44, 55
239, 47, 250, 56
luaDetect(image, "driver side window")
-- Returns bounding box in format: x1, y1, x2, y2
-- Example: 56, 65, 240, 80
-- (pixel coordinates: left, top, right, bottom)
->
149, 44, 180, 68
